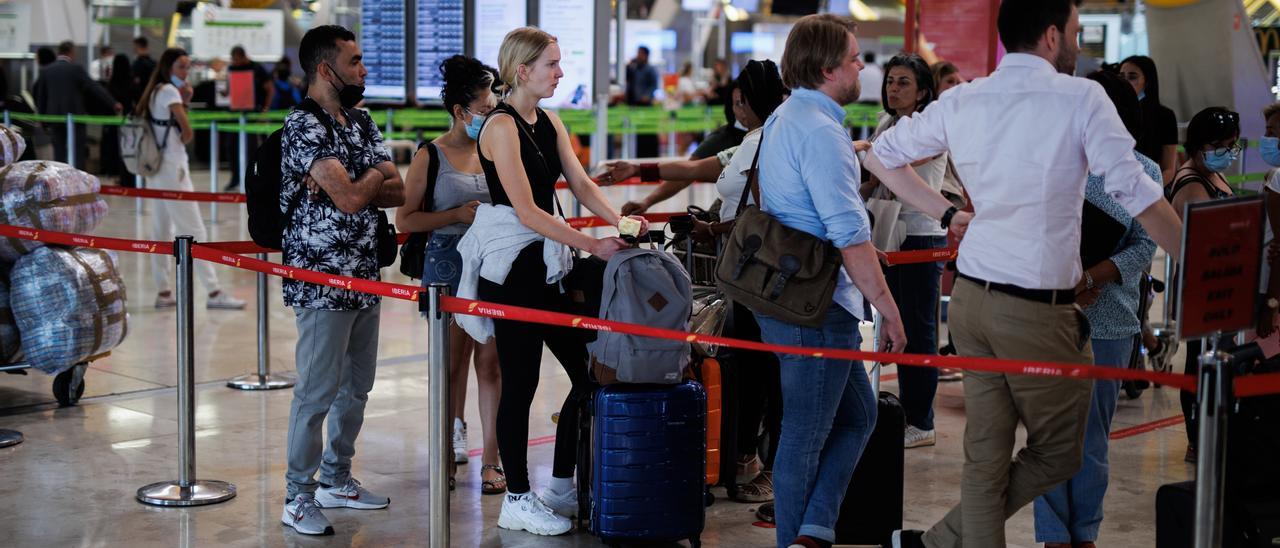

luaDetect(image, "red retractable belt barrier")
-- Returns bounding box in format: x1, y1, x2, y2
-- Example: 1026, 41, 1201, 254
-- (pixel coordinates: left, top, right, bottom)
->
437, 295, 1199, 392
5, 220, 1278, 398
99, 185, 248, 203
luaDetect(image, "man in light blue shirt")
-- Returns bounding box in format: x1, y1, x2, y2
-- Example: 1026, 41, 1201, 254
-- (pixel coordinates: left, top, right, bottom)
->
751, 14, 965, 548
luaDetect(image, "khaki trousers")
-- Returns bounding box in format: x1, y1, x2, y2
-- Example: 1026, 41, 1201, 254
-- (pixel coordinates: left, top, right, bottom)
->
924, 278, 1095, 548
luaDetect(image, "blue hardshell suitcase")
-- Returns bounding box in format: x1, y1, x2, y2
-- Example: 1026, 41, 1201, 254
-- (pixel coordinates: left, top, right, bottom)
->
587, 381, 706, 547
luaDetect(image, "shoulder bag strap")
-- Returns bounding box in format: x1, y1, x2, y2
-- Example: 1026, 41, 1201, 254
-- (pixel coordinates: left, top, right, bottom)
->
736, 131, 764, 216
422, 141, 440, 213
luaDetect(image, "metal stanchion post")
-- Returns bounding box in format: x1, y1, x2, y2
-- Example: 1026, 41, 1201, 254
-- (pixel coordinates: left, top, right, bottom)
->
426, 283, 451, 547
237, 114, 248, 192
667, 111, 677, 157
1193, 337, 1231, 548
137, 236, 237, 506
3, 110, 9, 126
209, 121, 219, 223
0, 428, 22, 448
65, 113, 75, 167
228, 253, 295, 390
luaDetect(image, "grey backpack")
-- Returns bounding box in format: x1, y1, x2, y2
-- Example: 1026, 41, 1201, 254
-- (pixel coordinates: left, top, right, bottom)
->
587, 247, 693, 384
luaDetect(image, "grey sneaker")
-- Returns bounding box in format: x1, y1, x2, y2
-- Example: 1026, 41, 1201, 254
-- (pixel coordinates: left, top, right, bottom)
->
282, 493, 334, 535
453, 419, 469, 464
315, 477, 390, 510
498, 492, 572, 536
904, 425, 936, 448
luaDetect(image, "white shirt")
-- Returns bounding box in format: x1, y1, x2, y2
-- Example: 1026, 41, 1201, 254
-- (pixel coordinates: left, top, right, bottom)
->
715, 128, 762, 221
871, 53, 1164, 290
149, 84, 187, 164
455, 204, 573, 343
870, 113, 948, 236
858, 64, 883, 103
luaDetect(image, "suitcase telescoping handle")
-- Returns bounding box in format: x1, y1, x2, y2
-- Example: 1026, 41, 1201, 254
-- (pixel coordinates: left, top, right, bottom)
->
870, 309, 883, 393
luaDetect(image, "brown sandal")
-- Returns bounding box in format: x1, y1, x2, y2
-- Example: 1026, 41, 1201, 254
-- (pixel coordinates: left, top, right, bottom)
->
481, 464, 507, 495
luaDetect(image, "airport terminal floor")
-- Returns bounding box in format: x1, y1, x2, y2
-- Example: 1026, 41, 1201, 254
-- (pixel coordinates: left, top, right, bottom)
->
0, 170, 1196, 547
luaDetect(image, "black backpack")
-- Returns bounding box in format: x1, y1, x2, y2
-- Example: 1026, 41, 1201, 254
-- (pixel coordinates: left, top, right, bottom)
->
246, 99, 391, 260
399, 142, 442, 279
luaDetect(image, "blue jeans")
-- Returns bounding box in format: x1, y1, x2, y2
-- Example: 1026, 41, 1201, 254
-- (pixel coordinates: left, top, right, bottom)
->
754, 305, 878, 545
884, 234, 946, 430
421, 233, 464, 295
1032, 336, 1132, 543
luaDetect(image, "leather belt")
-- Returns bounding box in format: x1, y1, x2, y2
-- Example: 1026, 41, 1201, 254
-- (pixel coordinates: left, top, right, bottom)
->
957, 272, 1074, 306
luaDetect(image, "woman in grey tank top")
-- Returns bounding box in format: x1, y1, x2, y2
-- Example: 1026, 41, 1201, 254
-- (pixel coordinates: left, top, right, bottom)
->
394, 55, 503, 494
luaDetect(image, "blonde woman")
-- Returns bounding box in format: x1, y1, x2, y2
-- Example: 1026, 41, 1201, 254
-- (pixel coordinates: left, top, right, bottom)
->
469, 27, 644, 536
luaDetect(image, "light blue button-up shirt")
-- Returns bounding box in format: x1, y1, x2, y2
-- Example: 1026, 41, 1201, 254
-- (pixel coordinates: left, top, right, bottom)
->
758, 87, 872, 319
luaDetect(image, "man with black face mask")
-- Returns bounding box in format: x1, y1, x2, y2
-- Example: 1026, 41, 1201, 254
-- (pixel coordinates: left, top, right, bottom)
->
277, 25, 404, 537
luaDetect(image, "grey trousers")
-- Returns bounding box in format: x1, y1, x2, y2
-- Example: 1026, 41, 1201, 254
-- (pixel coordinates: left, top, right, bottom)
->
285, 304, 381, 499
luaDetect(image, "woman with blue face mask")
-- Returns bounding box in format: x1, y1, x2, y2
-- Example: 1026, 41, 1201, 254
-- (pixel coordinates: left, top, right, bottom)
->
394, 54, 503, 494
1169, 106, 1240, 464
1258, 103, 1280, 341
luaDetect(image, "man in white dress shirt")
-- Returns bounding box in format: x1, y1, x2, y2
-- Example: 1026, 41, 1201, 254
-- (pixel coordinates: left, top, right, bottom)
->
867, 1, 1184, 547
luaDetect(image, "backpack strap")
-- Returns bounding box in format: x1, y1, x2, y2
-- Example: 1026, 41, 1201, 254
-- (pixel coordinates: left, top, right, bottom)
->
419, 141, 441, 213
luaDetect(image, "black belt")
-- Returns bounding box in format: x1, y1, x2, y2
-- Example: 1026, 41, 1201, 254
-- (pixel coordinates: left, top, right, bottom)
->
957, 272, 1074, 306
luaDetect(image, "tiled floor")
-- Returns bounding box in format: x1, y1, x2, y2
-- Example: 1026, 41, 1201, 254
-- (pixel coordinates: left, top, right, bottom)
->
0, 170, 1196, 547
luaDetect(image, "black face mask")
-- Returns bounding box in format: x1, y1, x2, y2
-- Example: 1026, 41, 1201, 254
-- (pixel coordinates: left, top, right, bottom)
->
325, 63, 364, 108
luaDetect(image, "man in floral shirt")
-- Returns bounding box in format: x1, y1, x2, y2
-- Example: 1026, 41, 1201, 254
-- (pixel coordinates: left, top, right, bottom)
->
278, 25, 404, 536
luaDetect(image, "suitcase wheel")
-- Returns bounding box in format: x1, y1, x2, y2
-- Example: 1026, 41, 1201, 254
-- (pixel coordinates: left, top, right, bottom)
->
53, 363, 87, 407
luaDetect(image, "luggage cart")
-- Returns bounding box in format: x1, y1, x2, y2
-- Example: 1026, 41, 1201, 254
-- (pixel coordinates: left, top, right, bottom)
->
0, 352, 108, 407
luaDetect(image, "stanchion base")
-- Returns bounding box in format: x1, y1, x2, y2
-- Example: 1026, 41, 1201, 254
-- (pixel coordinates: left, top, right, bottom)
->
226, 373, 296, 391
136, 480, 237, 506
0, 428, 23, 448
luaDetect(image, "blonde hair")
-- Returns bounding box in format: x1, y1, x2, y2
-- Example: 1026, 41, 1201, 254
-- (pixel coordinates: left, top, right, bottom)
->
497, 27, 557, 94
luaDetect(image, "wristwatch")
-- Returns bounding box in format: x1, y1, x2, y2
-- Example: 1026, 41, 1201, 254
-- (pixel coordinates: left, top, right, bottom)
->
1268, 297, 1279, 309
940, 206, 959, 229
1084, 271, 1095, 291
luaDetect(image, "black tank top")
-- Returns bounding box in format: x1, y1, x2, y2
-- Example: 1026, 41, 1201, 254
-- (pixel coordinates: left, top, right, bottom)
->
479, 102, 563, 215
1168, 167, 1232, 202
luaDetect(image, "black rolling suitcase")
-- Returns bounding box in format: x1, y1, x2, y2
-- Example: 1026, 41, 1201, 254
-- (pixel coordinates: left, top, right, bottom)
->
834, 363, 906, 546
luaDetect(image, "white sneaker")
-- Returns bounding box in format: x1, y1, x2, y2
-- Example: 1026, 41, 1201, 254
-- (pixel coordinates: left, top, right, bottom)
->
540, 486, 578, 518
282, 493, 334, 535
315, 477, 390, 510
207, 291, 246, 310
904, 425, 936, 449
155, 293, 176, 309
498, 492, 572, 536
453, 419, 469, 464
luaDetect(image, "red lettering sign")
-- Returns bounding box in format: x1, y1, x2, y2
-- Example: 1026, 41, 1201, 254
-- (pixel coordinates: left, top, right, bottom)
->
1178, 197, 1264, 340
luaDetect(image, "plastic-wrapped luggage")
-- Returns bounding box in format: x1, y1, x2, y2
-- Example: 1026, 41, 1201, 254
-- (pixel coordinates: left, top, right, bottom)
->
0, 272, 19, 363
0, 161, 108, 261
0, 126, 26, 167
10, 246, 127, 374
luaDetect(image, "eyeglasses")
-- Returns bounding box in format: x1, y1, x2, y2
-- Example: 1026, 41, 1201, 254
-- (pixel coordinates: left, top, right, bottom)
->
1210, 142, 1243, 157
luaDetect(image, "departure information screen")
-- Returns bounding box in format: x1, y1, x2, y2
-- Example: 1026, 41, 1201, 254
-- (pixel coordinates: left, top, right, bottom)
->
474, 0, 527, 69
415, 0, 465, 103
360, 0, 408, 102
539, 0, 594, 109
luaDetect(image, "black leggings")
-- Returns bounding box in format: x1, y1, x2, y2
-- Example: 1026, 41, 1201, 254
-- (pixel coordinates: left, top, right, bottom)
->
478, 245, 593, 494
727, 302, 782, 470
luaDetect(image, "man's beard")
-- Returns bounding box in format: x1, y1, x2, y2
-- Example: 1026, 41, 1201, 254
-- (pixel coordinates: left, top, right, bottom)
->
842, 81, 862, 105
1053, 32, 1078, 75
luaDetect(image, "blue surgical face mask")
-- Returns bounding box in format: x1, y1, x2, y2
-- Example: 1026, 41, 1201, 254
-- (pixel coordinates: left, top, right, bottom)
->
464, 111, 486, 140
1137, 90, 1146, 101
1262, 136, 1280, 167
170, 75, 184, 88
1203, 148, 1238, 172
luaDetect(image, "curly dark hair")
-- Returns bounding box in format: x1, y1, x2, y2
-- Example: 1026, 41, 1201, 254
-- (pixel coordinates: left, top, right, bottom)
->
440, 55, 498, 118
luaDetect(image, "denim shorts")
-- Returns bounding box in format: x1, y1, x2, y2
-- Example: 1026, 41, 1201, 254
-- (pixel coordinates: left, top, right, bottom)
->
421, 233, 464, 295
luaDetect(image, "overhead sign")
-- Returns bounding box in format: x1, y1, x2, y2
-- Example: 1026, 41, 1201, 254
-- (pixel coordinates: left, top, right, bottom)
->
0, 3, 31, 55
474, 0, 527, 70
192, 6, 285, 62
539, 0, 594, 109
415, 0, 465, 104
361, 0, 409, 103
1176, 196, 1265, 340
